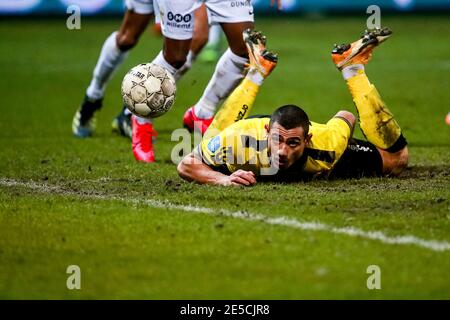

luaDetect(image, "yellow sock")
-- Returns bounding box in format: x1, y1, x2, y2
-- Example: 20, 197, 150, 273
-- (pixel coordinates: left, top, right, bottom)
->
204, 78, 260, 139
347, 73, 402, 150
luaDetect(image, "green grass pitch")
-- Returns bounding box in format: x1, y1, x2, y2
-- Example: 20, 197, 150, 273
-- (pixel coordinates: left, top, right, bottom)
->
0, 15, 449, 299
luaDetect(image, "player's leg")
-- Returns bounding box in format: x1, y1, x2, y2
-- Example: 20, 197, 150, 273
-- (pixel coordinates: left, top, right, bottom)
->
72, 2, 152, 138
131, 37, 192, 162
132, 0, 198, 162
122, 3, 206, 144
204, 30, 278, 139
332, 27, 408, 176
183, 22, 252, 134
183, 0, 255, 134
192, 22, 253, 128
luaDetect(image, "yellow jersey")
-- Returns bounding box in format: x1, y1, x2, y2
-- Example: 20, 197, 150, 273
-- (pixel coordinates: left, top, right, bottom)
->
197, 116, 352, 179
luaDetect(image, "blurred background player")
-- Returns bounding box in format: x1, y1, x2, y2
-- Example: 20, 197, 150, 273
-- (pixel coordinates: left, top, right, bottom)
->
198, 24, 224, 63
72, 2, 221, 140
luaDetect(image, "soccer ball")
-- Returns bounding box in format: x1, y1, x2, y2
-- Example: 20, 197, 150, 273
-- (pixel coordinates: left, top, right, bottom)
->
121, 63, 176, 119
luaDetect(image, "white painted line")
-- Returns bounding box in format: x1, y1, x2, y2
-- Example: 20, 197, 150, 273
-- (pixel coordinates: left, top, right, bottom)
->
1, 178, 450, 252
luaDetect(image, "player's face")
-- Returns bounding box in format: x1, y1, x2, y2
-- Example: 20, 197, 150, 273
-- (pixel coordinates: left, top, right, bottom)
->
267, 122, 310, 170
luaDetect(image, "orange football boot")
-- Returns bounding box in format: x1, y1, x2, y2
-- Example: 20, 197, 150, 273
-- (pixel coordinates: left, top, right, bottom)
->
332, 27, 392, 70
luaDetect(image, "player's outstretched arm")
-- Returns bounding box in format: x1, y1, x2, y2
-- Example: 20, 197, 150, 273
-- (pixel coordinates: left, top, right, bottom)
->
178, 153, 256, 186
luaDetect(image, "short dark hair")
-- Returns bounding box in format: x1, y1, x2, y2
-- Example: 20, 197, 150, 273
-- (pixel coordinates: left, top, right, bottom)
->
269, 105, 311, 134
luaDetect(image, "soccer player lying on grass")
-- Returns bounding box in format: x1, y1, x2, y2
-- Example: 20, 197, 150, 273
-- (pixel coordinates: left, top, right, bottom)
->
177, 28, 409, 186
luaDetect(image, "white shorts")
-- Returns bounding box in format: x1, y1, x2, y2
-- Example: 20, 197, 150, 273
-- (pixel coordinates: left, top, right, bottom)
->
125, 0, 154, 15
129, 0, 254, 40
155, 0, 200, 40
125, 0, 197, 40
204, 0, 254, 25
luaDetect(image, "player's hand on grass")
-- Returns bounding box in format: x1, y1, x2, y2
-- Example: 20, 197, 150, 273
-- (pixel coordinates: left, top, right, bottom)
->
223, 170, 256, 186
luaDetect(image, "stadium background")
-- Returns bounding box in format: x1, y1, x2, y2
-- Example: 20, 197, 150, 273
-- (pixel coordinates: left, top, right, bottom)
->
1, 0, 450, 15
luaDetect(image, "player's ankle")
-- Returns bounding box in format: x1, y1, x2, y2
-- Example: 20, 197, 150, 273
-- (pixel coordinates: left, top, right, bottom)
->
246, 68, 265, 86
194, 100, 215, 119
134, 115, 152, 125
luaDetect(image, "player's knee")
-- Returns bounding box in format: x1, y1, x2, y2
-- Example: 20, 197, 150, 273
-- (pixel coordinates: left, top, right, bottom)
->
116, 32, 139, 51
229, 43, 248, 58
164, 51, 187, 69
222, 22, 253, 58
395, 146, 409, 173
382, 146, 409, 176
226, 36, 248, 58
337, 110, 356, 127
335, 110, 356, 132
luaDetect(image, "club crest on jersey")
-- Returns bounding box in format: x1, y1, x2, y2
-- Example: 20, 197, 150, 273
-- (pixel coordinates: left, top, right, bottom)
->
208, 136, 221, 153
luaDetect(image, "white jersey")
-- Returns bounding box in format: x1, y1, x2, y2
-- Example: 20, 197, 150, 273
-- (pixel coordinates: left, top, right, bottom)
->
125, 0, 254, 40
204, 0, 254, 24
